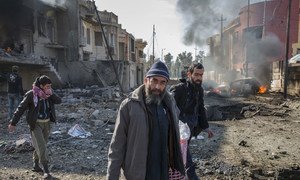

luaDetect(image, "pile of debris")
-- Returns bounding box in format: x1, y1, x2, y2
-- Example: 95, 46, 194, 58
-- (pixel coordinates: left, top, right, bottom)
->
0, 46, 53, 65
3, 134, 34, 154
1, 85, 125, 153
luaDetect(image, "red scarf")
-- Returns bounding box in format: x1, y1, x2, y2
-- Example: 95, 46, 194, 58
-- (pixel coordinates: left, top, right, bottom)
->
32, 86, 49, 107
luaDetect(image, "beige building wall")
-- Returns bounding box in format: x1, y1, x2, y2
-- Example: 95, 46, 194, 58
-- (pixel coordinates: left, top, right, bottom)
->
79, 5, 119, 61
135, 39, 147, 63
292, 1, 300, 55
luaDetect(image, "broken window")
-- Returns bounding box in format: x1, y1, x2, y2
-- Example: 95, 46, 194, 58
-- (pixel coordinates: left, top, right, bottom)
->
38, 14, 47, 37
233, 32, 239, 43
87, 28, 90, 45
81, 24, 84, 37
20, 28, 33, 53
47, 19, 55, 42
139, 50, 143, 58
243, 26, 263, 42
110, 33, 115, 47
109, 33, 115, 55
38, 13, 56, 42
83, 52, 90, 61
130, 38, 134, 52
95, 31, 103, 46
119, 42, 125, 60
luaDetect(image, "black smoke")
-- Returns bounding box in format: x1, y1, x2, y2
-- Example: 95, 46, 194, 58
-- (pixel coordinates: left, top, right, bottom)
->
176, 0, 264, 46
0, 0, 33, 49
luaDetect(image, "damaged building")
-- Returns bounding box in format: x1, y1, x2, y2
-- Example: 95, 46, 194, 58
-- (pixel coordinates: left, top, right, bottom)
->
206, 0, 300, 95
0, 0, 147, 92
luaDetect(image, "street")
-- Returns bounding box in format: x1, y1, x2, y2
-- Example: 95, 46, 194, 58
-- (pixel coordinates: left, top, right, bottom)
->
1, 88, 299, 179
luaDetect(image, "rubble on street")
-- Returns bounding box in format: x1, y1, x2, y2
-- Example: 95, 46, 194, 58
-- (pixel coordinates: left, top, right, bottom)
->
0, 86, 123, 179
1, 86, 300, 179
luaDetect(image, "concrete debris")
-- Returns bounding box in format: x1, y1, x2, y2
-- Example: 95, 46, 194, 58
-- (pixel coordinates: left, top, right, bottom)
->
1, 87, 300, 179
4, 134, 34, 154
91, 110, 100, 119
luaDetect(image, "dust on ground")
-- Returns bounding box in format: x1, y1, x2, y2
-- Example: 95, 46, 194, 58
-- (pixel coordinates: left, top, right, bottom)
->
0, 87, 300, 180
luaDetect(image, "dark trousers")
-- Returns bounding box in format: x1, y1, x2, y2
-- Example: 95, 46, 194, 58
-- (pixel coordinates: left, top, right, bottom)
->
8, 93, 20, 119
186, 144, 200, 180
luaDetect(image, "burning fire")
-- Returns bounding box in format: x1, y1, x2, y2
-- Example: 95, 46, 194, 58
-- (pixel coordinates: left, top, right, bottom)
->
258, 85, 267, 94
5, 47, 12, 53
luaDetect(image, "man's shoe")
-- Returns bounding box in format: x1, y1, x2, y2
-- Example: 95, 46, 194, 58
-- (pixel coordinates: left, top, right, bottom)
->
42, 163, 52, 179
43, 173, 52, 179
32, 160, 43, 172
32, 166, 43, 172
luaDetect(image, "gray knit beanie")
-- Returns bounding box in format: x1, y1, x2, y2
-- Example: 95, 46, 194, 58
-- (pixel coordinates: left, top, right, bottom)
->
146, 61, 169, 80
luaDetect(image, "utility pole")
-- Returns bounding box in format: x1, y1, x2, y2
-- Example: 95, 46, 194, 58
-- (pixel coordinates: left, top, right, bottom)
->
152, 25, 155, 65
161, 48, 166, 61
92, 1, 123, 93
262, 0, 267, 38
247, 0, 250, 29
218, 14, 226, 65
199, 51, 204, 64
219, 14, 225, 48
217, 14, 226, 83
284, 0, 292, 99
245, 0, 250, 78
194, 46, 198, 62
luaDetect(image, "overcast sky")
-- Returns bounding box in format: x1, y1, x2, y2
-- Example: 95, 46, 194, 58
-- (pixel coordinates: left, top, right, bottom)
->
96, 0, 263, 61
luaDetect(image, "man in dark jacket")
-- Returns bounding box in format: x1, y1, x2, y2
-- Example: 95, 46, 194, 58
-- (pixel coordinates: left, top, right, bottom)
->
8, 75, 61, 179
6, 65, 24, 119
170, 63, 213, 180
107, 61, 185, 180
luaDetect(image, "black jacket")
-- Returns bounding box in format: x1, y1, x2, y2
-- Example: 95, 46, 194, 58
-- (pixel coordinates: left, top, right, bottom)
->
7, 72, 23, 95
10, 90, 61, 130
170, 79, 208, 136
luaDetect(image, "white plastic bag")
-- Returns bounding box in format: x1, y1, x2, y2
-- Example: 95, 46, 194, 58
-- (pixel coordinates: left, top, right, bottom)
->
68, 124, 92, 138
179, 120, 190, 165
179, 120, 190, 140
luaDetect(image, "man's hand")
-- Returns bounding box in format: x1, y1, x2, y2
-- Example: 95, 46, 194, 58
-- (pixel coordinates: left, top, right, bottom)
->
8, 124, 16, 133
204, 128, 214, 138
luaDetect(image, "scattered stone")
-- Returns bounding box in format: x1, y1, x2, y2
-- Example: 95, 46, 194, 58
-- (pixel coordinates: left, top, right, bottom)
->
238, 140, 248, 147
91, 110, 100, 119
240, 159, 250, 166
203, 169, 214, 175
279, 151, 287, 155
266, 170, 275, 176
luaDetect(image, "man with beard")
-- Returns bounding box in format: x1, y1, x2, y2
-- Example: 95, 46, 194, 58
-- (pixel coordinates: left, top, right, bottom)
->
107, 61, 185, 180
170, 63, 214, 180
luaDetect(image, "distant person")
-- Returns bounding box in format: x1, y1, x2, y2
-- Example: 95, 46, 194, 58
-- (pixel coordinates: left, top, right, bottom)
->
107, 61, 185, 179
170, 63, 214, 180
8, 75, 61, 179
7, 65, 24, 119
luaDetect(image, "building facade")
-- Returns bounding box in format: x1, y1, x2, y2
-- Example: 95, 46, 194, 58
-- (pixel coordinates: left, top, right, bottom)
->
0, 0, 147, 92
207, 0, 300, 93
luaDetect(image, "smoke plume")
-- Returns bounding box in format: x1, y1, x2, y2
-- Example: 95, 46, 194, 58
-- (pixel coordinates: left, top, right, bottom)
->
246, 33, 284, 63
176, 0, 264, 46
40, 0, 67, 8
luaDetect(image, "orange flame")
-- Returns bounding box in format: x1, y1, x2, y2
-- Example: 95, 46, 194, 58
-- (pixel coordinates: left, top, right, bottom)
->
5, 47, 12, 53
258, 85, 267, 94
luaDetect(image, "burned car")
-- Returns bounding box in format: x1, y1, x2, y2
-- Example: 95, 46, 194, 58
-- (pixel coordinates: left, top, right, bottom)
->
210, 84, 231, 97
230, 77, 260, 96
202, 80, 231, 97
